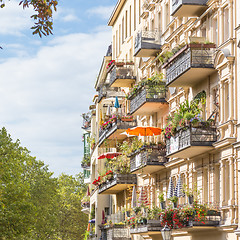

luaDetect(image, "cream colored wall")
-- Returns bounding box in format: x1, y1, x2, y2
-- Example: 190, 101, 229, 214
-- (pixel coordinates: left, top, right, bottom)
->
112, 0, 143, 61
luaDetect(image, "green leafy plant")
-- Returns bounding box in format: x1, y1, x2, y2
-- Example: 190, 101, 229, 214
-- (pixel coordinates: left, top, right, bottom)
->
168, 196, 178, 203
158, 193, 165, 203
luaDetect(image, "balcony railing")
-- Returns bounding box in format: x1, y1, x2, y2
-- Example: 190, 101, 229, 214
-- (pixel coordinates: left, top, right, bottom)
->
166, 125, 217, 158
98, 119, 137, 146
172, 0, 208, 17
129, 85, 167, 115
130, 220, 162, 235
134, 30, 161, 57
130, 145, 167, 174
98, 174, 137, 194
142, 0, 155, 11
164, 44, 216, 87
97, 84, 125, 103
109, 65, 136, 88
100, 212, 130, 240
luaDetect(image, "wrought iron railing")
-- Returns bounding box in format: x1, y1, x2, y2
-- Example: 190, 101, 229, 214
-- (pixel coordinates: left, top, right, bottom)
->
107, 212, 126, 224
134, 30, 161, 56
109, 65, 136, 87
130, 145, 167, 172
166, 125, 217, 156
98, 119, 137, 146
165, 44, 215, 85
98, 174, 137, 194
97, 84, 125, 103
129, 85, 166, 114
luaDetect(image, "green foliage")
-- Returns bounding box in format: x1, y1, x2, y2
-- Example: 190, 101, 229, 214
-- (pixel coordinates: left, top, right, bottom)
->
57, 173, 88, 240
168, 196, 178, 203
126, 73, 165, 99
163, 91, 208, 138
0, 0, 58, 37
0, 127, 87, 240
158, 193, 165, 203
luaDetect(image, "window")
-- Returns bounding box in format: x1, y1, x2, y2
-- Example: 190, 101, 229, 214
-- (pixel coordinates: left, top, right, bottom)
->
165, 4, 169, 31
223, 7, 229, 42
113, 35, 116, 59
125, 10, 128, 38
158, 11, 162, 32
122, 18, 124, 43
116, 30, 118, 56
134, 0, 136, 30
130, 6, 132, 36
212, 17, 218, 45
139, 0, 141, 24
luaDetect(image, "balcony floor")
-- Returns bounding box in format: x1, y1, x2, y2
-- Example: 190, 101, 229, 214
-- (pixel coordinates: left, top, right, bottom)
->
167, 67, 215, 87
111, 78, 135, 88
135, 48, 161, 58
99, 183, 135, 194
172, 5, 207, 17
131, 164, 165, 174
131, 101, 168, 116
167, 145, 214, 159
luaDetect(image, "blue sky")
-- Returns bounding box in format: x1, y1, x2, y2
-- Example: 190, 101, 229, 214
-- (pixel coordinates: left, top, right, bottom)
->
0, 0, 117, 176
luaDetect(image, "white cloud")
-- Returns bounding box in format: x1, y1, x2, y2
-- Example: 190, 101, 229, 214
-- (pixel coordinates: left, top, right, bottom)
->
0, 27, 112, 176
62, 14, 79, 22
0, 0, 33, 35
87, 5, 115, 20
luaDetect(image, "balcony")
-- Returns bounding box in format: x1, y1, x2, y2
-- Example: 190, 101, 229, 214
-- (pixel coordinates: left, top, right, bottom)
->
129, 84, 167, 115
81, 201, 90, 214
190, 211, 221, 227
109, 64, 136, 88
98, 119, 137, 147
130, 145, 167, 174
164, 44, 216, 87
142, 0, 155, 11
97, 84, 125, 103
166, 125, 217, 158
172, 0, 208, 17
98, 174, 137, 194
134, 30, 161, 57
130, 220, 162, 235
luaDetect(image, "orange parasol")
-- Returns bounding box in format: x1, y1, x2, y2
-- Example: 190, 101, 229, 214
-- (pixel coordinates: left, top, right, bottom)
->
123, 126, 162, 137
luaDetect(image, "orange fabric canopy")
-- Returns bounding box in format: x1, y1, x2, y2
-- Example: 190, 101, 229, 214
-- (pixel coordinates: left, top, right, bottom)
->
124, 126, 162, 136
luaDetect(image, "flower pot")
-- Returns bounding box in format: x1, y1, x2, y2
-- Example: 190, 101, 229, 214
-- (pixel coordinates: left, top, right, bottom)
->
188, 195, 194, 205
121, 119, 133, 122
160, 201, 166, 210
173, 202, 178, 208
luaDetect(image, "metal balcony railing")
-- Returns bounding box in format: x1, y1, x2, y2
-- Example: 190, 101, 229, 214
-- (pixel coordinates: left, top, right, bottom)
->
134, 30, 161, 57
109, 65, 136, 87
98, 119, 137, 146
97, 84, 125, 103
98, 174, 137, 194
130, 145, 167, 173
129, 85, 167, 115
165, 44, 215, 86
166, 125, 217, 156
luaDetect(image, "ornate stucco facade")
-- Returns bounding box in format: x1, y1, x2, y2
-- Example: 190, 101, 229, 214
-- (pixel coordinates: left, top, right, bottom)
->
81, 0, 240, 239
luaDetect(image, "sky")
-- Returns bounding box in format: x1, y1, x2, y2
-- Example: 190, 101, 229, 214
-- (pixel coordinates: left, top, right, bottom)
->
0, 0, 117, 176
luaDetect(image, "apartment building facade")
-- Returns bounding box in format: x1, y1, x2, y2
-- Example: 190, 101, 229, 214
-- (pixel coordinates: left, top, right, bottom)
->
81, 0, 240, 239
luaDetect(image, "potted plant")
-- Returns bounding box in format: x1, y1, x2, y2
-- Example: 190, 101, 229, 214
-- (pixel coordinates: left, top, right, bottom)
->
169, 196, 178, 208
158, 193, 166, 210
183, 184, 199, 204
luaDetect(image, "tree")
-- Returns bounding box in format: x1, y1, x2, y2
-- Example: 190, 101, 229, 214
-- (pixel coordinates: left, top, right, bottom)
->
0, 0, 58, 37
0, 127, 88, 239
58, 173, 88, 240
0, 127, 60, 239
